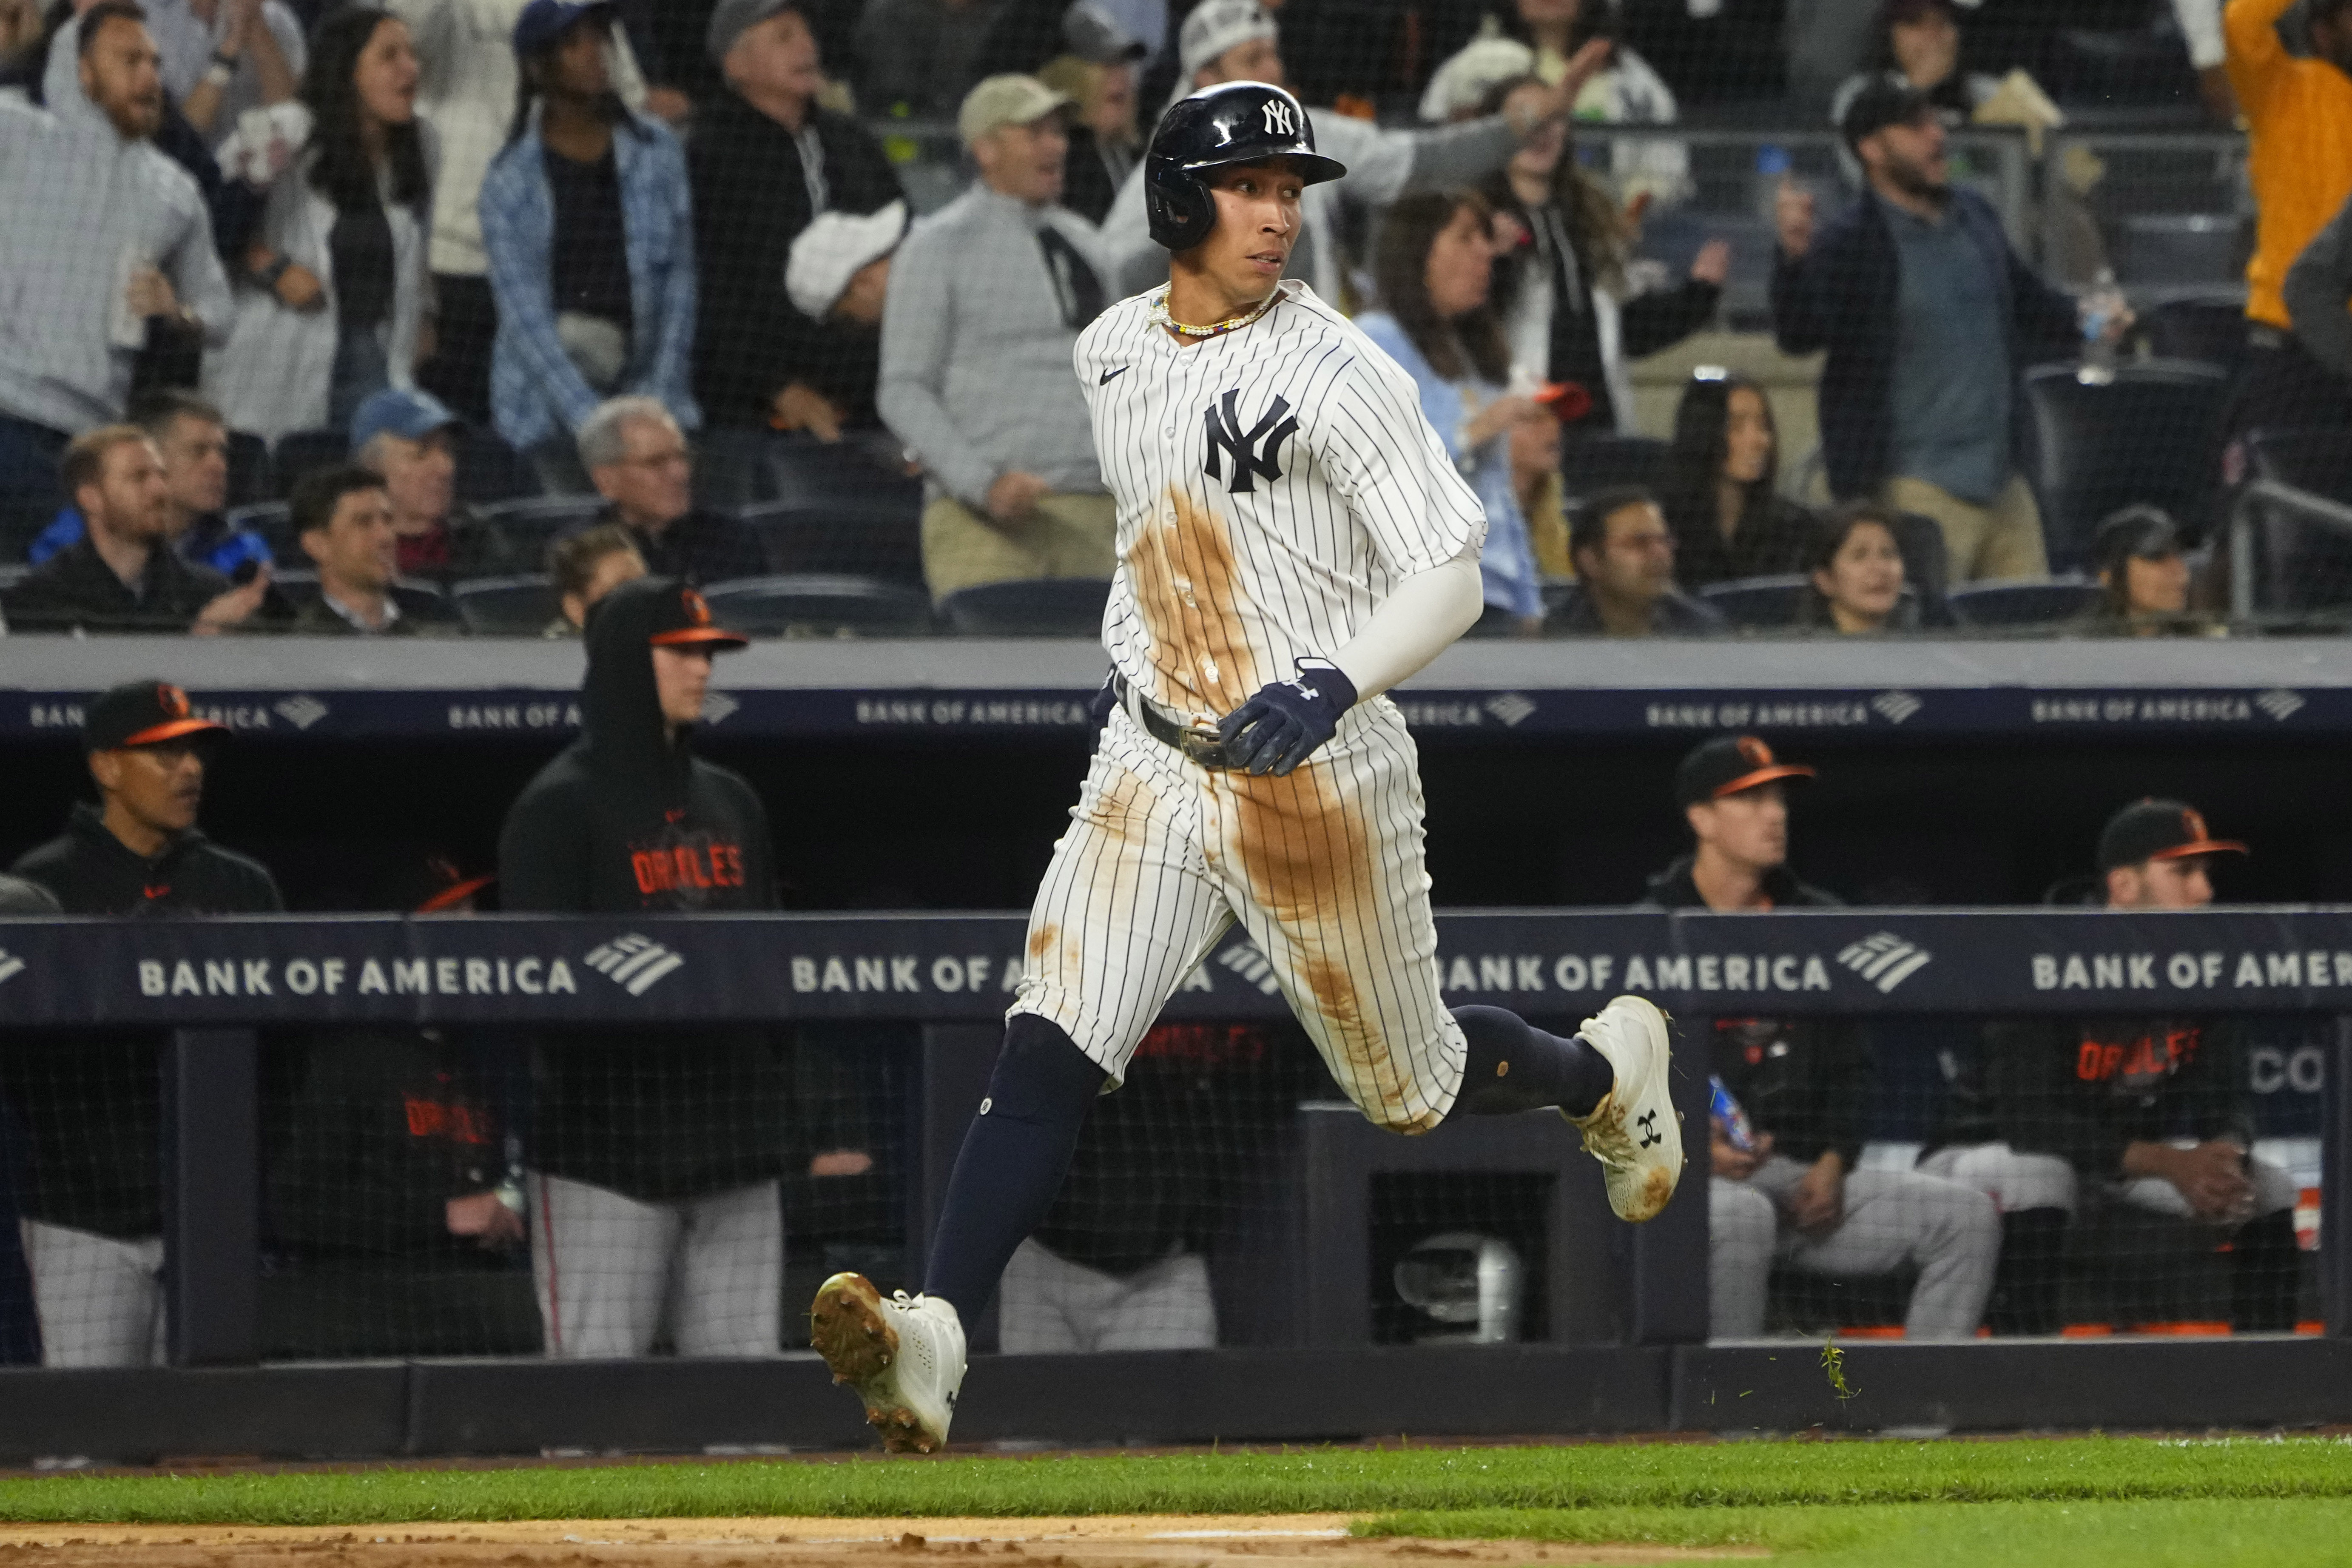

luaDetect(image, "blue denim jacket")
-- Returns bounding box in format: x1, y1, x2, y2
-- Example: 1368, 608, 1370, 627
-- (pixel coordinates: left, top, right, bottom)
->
479, 108, 701, 452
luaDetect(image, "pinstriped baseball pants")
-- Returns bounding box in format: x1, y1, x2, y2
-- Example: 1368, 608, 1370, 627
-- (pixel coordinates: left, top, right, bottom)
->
1010, 700, 1467, 1133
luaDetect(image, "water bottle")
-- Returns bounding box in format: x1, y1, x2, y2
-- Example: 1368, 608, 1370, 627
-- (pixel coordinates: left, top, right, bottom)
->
1709, 1075, 1756, 1152
2078, 267, 2125, 387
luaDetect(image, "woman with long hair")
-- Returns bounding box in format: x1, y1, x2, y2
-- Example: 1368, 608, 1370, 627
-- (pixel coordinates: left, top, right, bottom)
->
2079, 506, 2206, 636
1797, 502, 1911, 633
1478, 75, 1725, 438
1658, 370, 1813, 587
1357, 190, 1546, 632
204, 6, 433, 441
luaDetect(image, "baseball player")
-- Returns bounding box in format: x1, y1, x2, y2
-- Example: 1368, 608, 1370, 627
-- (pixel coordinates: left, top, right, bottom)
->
811, 81, 1681, 1453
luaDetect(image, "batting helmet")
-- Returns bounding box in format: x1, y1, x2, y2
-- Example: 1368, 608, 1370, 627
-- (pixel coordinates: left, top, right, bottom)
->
1143, 81, 1345, 251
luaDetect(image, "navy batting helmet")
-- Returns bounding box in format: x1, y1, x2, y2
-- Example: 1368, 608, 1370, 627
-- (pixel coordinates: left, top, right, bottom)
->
1143, 81, 1345, 251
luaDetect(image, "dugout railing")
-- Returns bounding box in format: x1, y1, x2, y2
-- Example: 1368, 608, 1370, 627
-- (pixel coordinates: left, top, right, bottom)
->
0, 907, 2346, 1457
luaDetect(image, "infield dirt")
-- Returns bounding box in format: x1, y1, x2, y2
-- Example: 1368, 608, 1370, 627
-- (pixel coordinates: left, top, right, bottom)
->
0, 1516, 1760, 1568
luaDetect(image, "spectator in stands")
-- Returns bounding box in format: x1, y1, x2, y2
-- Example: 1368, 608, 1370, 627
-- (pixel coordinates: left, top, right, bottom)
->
1035, 10, 1144, 226
1784, 0, 1886, 112
2074, 505, 2204, 637
1552, 485, 1721, 635
499, 576, 790, 1357
544, 518, 643, 634
1796, 501, 1911, 633
691, 0, 902, 503
2277, 191, 2352, 434
1473, 75, 1726, 439
2173, 0, 2236, 122
1430, 0, 1687, 208
884, 74, 1115, 605
4, 425, 267, 631
0, 1, 234, 551
1976, 799, 2302, 1332
1512, 393, 1571, 578
28, 390, 272, 579
1772, 79, 2091, 583
783, 201, 908, 436
1658, 370, 1811, 589
1829, 0, 1997, 146
1359, 191, 1544, 635
147, 0, 303, 138
350, 387, 526, 582
853, 0, 1012, 117
1100, 0, 1578, 303
0, 0, 43, 61
289, 460, 457, 634
2222, 0, 2352, 445
393, 0, 655, 422
1645, 734, 2000, 1340
203, 6, 435, 444
481, 0, 699, 495
578, 396, 764, 583
5, 680, 282, 1365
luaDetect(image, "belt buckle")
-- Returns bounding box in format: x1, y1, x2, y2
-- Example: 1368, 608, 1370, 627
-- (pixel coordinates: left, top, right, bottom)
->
1178, 720, 1231, 771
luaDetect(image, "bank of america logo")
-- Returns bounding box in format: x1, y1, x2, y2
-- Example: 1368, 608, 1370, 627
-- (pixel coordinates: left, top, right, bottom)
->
2256, 689, 2305, 722
275, 694, 329, 730
1484, 692, 1537, 727
0, 948, 22, 987
1872, 690, 1923, 724
1837, 932, 1933, 993
584, 934, 686, 996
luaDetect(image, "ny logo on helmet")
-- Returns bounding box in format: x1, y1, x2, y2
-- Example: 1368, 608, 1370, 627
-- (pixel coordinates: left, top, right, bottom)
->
1260, 99, 1296, 137
1203, 389, 1298, 494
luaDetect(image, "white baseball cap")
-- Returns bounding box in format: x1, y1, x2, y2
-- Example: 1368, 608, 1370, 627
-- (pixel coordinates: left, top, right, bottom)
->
1417, 33, 1535, 122
1177, 0, 1276, 84
787, 201, 909, 319
957, 73, 1071, 146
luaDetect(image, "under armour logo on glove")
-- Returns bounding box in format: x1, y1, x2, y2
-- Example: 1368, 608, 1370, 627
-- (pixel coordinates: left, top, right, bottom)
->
1215, 659, 1359, 776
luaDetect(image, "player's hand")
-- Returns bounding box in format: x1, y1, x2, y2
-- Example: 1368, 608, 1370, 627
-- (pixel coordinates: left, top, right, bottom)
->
1689, 237, 1733, 287
809, 1149, 875, 1176
1774, 176, 1815, 259
2161, 1141, 2254, 1219
987, 470, 1052, 524
1216, 660, 1359, 777
1789, 1150, 1845, 1234
446, 1190, 525, 1248
1710, 1120, 1759, 1181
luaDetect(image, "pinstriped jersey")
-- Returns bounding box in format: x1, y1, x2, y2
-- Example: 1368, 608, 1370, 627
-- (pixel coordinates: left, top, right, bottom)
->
1075, 281, 1487, 723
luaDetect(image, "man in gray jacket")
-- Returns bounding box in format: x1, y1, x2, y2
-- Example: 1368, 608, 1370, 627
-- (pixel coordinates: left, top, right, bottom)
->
0, 1, 231, 553
1095, 0, 1584, 303
2280, 188, 2352, 433
881, 73, 1113, 604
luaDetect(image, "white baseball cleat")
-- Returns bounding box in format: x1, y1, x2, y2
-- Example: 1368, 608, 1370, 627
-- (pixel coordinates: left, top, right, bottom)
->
809, 1272, 967, 1454
1566, 995, 1684, 1222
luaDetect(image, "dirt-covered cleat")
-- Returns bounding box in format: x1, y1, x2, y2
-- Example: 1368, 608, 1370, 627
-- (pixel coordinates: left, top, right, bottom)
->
1566, 995, 1684, 1222
809, 1272, 967, 1454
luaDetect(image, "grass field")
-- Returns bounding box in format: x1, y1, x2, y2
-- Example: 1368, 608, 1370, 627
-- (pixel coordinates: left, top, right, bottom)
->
0, 1437, 2345, 1566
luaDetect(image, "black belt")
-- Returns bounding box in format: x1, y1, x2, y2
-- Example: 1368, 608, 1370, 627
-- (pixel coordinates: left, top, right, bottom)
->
1111, 674, 1239, 770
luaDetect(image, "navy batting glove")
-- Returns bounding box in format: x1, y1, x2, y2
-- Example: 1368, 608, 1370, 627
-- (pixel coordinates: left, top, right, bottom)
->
1215, 660, 1359, 776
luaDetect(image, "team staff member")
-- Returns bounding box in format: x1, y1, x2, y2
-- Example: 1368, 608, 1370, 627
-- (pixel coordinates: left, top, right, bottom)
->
1647, 735, 1999, 1340
498, 576, 790, 1358
1979, 799, 2302, 1332
5, 680, 283, 1366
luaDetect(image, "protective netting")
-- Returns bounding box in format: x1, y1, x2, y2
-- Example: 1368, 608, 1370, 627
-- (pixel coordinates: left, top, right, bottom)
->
0, 0, 2338, 640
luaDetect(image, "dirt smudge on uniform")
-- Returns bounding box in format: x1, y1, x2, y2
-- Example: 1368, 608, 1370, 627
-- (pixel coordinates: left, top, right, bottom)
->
1028, 925, 1060, 962
1125, 488, 1261, 715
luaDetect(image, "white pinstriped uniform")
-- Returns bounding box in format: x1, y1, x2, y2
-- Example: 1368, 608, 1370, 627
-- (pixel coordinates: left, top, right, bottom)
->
1007, 282, 1487, 1133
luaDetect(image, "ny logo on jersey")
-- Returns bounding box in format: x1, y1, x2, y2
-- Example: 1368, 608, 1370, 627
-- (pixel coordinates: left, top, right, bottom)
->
1203, 389, 1299, 494
1636, 1109, 1663, 1149
1261, 99, 1297, 137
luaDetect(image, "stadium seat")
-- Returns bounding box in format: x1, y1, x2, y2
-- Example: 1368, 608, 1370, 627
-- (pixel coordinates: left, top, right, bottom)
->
1557, 433, 1667, 500
453, 427, 537, 504
2115, 214, 2245, 291
226, 501, 293, 557
1698, 573, 1810, 628
226, 430, 272, 509
1946, 578, 2104, 628
2017, 359, 2230, 571
271, 428, 348, 493
2236, 430, 2352, 614
453, 574, 559, 636
481, 495, 607, 547
2136, 296, 2253, 377
0, 563, 25, 591
1888, 510, 1954, 626
1540, 580, 1584, 625
739, 499, 924, 583
2247, 427, 2352, 504
700, 573, 935, 636
765, 432, 923, 508
269, 566, 321, 605
939, 577, 1112, 637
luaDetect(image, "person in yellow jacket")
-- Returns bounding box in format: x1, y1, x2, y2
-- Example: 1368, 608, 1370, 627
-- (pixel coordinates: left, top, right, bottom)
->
2224, 0, 2352, 438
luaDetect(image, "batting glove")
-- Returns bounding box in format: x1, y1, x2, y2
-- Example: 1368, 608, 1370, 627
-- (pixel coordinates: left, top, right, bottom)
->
1216, 659, 1359, 776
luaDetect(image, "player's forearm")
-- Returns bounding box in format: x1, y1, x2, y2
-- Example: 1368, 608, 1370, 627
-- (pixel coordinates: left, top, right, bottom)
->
1328, 552, 1483, 700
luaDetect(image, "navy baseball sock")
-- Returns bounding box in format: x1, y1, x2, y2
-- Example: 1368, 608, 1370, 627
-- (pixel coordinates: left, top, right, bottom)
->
1451, 1005, 1613, 1119
921, 1013, 1107, 1319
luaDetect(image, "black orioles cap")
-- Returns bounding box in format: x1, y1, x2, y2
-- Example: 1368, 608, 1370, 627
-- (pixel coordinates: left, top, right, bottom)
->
1675, 734, 1817, 807
2096, 798, 2247, 871
82, 680, 227, 753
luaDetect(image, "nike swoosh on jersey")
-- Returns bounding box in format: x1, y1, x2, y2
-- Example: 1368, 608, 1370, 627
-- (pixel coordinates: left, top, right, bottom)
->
1098, 366, 1129, 385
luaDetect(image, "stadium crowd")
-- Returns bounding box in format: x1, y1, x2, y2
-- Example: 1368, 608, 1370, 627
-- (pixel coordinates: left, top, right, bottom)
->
0, 0, 2343, 638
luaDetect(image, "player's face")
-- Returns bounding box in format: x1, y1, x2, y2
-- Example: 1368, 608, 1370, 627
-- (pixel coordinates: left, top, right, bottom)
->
1202, 162, 1305, 290
92, 742, 207, 839
2109, 856, 2215, 910
651, 645, 715, 727
1690, 784, 1789, 876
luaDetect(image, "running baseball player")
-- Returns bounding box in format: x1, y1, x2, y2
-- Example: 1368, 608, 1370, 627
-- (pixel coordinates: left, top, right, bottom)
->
811, 81, 1681, 1452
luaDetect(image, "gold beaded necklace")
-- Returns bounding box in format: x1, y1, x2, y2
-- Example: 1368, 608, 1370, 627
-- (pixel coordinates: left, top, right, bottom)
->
1150, 284, 1280, 341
